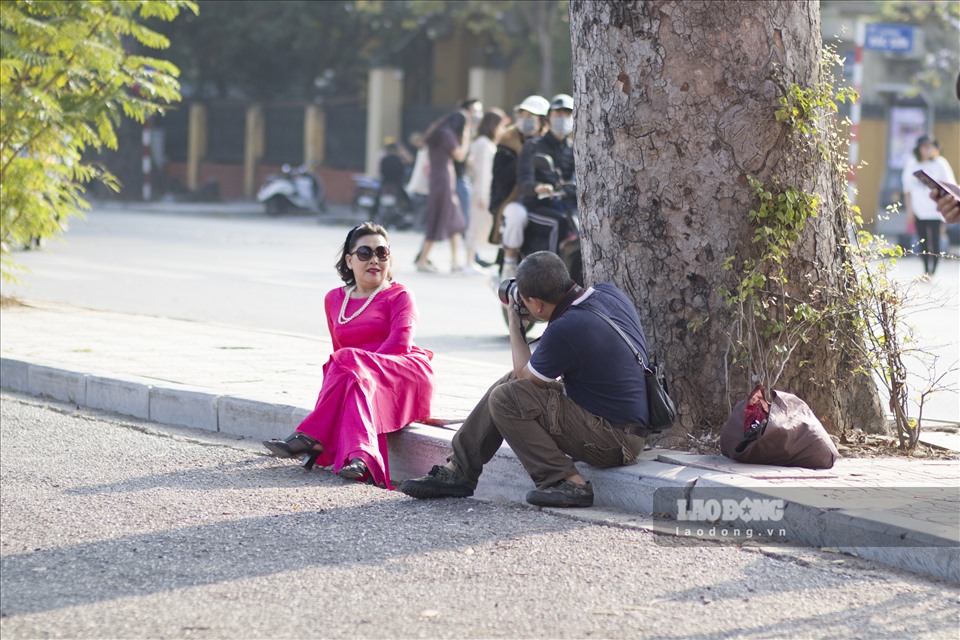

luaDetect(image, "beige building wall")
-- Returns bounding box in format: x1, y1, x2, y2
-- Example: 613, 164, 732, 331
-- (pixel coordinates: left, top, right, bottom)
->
855, 117, 887, 224
186, 103, 207, 191
431, 27, 473, 108
365, 67, 404, 177
933, 120, 960, 180
304, 104, 325, 169
243, 105, 264, 199
468, 68, 506, 114
502, 48, 546, 111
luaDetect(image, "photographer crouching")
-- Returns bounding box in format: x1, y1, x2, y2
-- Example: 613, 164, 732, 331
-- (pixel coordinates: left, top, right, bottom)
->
400, 251, 651, 508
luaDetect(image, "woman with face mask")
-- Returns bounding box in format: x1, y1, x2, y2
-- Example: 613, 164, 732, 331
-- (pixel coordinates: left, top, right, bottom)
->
486, 95, 550, 274
501, 94, 577, 277
517, 93, 576, 210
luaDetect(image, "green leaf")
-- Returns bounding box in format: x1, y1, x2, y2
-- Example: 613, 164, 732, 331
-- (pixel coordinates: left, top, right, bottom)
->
1, 0, 191, 281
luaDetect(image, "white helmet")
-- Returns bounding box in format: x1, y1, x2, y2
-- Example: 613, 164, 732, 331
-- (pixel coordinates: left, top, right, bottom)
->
514, 95, 550, 117
550, 93, 574, 111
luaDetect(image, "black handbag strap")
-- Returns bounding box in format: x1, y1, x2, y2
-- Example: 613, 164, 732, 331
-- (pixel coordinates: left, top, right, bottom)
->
573, 304, 649, 370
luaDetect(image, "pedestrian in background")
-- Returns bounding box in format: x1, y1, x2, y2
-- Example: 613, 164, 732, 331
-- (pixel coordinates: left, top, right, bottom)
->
263, 223, 435, 488
466, 108, 507, 272
406, 131, 429, 203
457, 98, 484, 231
902, 135, 956, 280
416, 110, 470, 273
374, 137, 413, 216
488, 95, 551, 279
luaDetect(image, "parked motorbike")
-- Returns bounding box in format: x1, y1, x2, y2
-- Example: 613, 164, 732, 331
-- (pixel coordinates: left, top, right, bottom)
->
257, 165, 326, 215
353, 174, 418, 231
492, 153, 581, 336
375, 183, 419, 231
351, 174, 380, 212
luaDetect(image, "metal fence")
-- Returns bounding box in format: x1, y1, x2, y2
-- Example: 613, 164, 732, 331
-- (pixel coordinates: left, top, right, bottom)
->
324, 105, 366, 170
205, 103, 246, 163
158, 106, 189, 162
154, 102, 463, 172
263, 105, 304, 165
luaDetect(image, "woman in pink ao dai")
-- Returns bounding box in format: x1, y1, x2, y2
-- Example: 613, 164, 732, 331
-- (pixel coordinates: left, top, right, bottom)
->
263, 223, 435, 488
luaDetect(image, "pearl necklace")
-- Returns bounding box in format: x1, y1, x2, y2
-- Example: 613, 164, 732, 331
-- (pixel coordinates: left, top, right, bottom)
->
338, 282, 387, 325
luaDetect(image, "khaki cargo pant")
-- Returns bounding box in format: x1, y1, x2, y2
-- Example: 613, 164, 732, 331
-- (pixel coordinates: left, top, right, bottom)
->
449, 372, 647, 491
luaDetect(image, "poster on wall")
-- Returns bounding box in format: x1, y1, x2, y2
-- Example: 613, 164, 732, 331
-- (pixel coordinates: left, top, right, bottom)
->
887, 106, 927, 170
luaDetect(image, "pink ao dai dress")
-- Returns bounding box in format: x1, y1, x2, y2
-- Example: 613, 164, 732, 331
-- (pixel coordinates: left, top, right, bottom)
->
294, 281, 435, 488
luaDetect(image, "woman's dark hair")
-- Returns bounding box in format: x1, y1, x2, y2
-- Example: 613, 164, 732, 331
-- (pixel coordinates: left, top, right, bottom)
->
424, 110, 466, 147
913, 135, 939, 162
335, 222, 390, 284
477, 109, 505, 141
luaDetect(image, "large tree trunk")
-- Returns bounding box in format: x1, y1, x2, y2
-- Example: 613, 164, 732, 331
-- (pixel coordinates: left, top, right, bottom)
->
568, 0, 885, 442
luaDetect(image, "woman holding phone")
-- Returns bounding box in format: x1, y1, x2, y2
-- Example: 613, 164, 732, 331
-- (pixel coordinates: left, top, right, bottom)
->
902, 135, 956, 279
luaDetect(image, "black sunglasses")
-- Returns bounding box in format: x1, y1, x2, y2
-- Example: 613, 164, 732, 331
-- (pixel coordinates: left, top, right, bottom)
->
350, 245, 390, 261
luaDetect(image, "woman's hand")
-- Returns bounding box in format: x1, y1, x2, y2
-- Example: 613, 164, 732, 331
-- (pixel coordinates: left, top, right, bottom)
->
932, 189, 960, 224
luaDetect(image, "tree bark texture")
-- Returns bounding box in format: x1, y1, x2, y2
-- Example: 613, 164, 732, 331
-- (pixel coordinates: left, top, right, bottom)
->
568, 0, 885, 440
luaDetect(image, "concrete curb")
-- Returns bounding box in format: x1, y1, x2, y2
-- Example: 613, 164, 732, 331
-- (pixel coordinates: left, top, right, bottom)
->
688, 473, 959, 583
2, 355, 957, 583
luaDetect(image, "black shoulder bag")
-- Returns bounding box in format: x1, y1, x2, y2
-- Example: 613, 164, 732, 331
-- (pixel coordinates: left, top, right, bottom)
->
574, 305, 677, 433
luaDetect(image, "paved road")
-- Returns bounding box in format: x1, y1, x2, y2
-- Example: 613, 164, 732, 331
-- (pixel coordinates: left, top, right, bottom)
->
1, 392, 957, 640
2, 207, 524, 367
3, 205, 955, 421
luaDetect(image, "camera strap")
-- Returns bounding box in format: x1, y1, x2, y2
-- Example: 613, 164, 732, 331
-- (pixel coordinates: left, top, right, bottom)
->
549, 285, 583, 323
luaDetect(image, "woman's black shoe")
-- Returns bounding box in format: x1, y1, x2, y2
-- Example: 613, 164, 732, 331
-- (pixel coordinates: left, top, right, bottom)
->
338, 457, 368, 480
263, 433, 322, 458
263, 433, 324, 471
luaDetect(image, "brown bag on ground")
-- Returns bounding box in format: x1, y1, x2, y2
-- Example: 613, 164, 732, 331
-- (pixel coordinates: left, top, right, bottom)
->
720, 384, 839, 469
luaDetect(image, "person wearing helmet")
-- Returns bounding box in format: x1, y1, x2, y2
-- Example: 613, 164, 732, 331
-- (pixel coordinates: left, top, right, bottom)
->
488, 95, 551, 275
499, 93, 576, 278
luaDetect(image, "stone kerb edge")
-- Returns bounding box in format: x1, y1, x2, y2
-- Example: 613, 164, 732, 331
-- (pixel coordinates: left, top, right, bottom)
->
1, 357, 222, 433
692, 473, 960, 584
387, 424, 532, 504
0, 357, 30, 393
218, 396, 305, 440
148, 386, 219, 432
29, 364, 87, 406
86, 375, 150, 420
587, 460, 702, 514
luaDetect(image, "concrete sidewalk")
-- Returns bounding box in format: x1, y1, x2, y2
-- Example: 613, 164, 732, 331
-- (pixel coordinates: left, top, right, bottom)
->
1, 299, 957, 583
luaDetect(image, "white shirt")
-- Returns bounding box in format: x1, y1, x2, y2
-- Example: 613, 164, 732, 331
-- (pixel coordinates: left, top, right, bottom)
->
468, 136, 496, 212
902, 156, 957, 221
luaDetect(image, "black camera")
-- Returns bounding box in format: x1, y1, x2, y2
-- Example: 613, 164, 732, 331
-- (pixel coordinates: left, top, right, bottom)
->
497, 277, 529, 316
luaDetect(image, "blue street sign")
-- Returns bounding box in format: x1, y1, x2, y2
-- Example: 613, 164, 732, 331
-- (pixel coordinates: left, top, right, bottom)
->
864, 24, 915, 53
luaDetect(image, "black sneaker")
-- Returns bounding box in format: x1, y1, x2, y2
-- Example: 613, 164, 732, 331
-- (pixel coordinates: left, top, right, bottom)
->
399, 465, 474, 499
526, 480, 594, 508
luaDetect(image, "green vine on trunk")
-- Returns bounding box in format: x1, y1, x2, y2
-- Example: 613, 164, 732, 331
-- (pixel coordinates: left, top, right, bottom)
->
720, 176, 821, 392
719, 44, 954, 450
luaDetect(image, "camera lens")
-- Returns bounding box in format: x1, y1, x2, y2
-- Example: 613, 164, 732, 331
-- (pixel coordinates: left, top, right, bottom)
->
497, 278, 514, 305
497, 278, 529, 316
